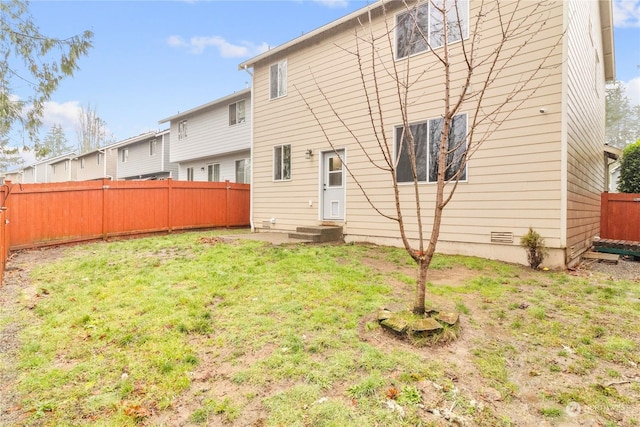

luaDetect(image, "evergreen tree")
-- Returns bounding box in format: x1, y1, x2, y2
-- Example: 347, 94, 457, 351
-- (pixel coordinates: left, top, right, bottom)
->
0, 0, 92, 148
39, 124, 74, 159
617, 140, 640, 193
606, 82, 640, 148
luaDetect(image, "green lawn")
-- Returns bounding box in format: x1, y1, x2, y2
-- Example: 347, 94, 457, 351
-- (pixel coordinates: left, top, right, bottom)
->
2, 230, 639, 426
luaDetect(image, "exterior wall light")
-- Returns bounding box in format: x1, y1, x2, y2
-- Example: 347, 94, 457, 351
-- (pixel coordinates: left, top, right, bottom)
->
305, 149, 314, 159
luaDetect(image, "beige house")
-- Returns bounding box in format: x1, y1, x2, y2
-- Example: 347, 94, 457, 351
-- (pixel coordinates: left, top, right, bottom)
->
75, 143, 119, 181
239, 0, 614, 268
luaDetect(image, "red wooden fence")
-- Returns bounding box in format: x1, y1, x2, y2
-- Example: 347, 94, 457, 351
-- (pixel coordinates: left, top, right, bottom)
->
600, 192, 640, 241
1, 179, 249, 254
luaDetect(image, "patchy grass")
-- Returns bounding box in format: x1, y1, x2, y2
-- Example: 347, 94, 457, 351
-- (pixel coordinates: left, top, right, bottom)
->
1, 231, 639, 426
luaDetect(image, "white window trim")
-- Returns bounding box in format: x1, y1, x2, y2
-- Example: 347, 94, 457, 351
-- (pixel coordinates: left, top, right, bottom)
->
229, 99, 247, 126
394, 0, 469, 60
273, 144, 291, 182
394, 113, 468, 184
269, 60, 287, 100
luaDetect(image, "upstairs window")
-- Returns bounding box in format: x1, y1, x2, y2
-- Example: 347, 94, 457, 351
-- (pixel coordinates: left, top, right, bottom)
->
80, 158, 85, 169
269, 60, 287, 99
149, 139, 157, 156
229, 100, 246, 126
396, 0, 468, 59
273, 144, 291, 181
178, 120, 188, 140
395, 113, 467, 183
96, 153, 101, 165
121, 149, 129, 163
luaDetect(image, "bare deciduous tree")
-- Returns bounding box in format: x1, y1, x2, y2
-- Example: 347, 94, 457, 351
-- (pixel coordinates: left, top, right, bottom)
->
76, 102, 115, 153
297, 0, 563, 314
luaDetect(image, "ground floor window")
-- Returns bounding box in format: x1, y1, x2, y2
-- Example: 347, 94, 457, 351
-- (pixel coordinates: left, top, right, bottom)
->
186, 167, 194, 181
273, 144, 291, 181
395, 113, 467, 183
208, 163, 220, 182
235, 159, 250, 184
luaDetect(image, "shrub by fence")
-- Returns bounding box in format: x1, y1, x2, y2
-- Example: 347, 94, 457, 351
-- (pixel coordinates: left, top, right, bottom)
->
600, 192, 640, 241
0, 179, 250, 278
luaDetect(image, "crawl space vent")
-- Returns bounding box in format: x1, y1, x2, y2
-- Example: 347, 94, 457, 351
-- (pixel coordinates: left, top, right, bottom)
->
491, 231, 514, 244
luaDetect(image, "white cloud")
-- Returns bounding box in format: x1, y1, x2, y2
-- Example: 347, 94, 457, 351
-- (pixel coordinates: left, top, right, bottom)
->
623, 76, 640, 105
167, 35, 269, 57
312, 0, 349, 8
613, 0, 640, 27
41, 100, 82, 141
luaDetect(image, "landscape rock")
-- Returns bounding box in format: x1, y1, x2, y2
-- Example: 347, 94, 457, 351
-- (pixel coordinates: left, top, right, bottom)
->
380, 316, 408, 333
410, 318, 443, 333
436, 311, 459, 326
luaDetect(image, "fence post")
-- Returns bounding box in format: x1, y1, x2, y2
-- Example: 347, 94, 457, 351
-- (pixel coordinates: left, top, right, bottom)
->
102, 178, 109, 239
600, 192, 609, 239
168, 178, 173, 233
225, 180, 230, 228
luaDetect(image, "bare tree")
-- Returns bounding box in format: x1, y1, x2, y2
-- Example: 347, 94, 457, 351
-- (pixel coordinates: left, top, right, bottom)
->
297, 0, 562, 314
76, 102, 115, 153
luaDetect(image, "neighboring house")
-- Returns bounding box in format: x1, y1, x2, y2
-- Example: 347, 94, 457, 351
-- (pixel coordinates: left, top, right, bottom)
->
75, 143, 119, 181
609, 163, 621, 193
238, 0, 615, 268
3, 169, 23, 183
112, 130, 177, 180
49, 155, 77, 183
15, 152, 77, 183
158, 88, 251, 183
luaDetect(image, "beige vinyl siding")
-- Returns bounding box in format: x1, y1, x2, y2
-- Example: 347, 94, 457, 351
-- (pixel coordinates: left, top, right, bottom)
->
49, 159, 74, 183
170, 94, 251, 164
563, 0, 607, 262
251, 1, 568, 265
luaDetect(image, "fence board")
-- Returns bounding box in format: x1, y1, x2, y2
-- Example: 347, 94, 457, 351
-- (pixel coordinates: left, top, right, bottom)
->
4, 179, 250, 250
600, 193, 640, 241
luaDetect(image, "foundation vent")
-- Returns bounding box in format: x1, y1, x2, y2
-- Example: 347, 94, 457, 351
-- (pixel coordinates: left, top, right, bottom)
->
491, 231, 514, 244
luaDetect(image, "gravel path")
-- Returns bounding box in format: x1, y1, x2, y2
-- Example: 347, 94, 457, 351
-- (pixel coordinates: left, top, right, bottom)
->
577, 256, 640, 281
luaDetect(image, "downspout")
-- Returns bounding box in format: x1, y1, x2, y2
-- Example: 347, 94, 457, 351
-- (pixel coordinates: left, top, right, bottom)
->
243, 65, 255, 232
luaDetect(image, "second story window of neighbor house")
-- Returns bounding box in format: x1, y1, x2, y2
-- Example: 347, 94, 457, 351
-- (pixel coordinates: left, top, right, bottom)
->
229, 100, 246, 126
269, 60, 287, 100
97, 153, 101, 165
149, 139, 157, 156
122, 149, 129, 163
179, 120, 188, 140
80, 158, 85, 169
395, 0, 469, 59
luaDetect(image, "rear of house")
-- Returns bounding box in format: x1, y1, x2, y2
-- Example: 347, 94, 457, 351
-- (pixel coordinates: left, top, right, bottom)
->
159, 88, 251, 183
115, 130, 177, 180
76, 145, 118, 181
240, 0, 613, 268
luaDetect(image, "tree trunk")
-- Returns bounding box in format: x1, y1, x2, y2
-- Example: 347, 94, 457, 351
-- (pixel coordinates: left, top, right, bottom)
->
413, 258, 429, 315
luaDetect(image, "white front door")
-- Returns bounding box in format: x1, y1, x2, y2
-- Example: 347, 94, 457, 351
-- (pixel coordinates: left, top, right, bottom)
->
322, 149, 345, 220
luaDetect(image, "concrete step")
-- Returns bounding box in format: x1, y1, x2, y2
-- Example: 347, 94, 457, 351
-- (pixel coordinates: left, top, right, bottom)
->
288, 226, 343, 243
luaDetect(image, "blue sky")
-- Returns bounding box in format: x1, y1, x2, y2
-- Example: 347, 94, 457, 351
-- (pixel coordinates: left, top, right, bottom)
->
11, 0, 640, 163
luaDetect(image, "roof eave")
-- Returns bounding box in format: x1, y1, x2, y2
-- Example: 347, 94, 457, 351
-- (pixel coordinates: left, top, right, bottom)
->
238, 0, 385, 70
599, 0, 615, 82
158, 88, 251, 124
